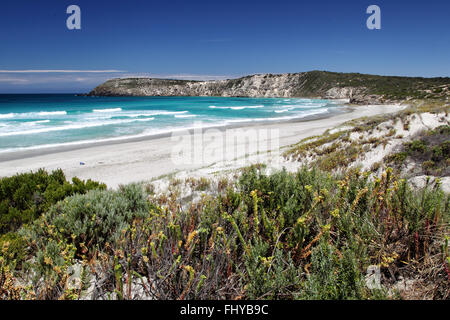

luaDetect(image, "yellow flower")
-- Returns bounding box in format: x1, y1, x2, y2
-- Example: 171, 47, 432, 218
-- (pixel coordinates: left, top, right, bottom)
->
186, 230, 198, 247
260, 256, 274, 268
331, 209, 340, 218
1, 241, 10, 254
297, 216, 307, 227
44, 256, 53, 265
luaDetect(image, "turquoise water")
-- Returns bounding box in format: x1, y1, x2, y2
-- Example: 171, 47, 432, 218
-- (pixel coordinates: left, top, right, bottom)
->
0, 94, 347, 153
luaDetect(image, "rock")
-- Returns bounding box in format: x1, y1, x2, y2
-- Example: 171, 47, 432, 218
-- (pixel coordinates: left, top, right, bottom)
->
349, 94, 384, 105
324, 87, 353, 99
88, 71, 380, 103
408, 175, 450, 193
438, 176, 450, 193
408, 175, 429, 189
78, 272, 155, 300
67, 262, 98, 300
129, 276, 154, 300
79, 276, 96, 300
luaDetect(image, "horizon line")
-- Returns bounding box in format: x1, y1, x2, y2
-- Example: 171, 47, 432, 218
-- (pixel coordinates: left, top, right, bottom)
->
0, 70, 126, 73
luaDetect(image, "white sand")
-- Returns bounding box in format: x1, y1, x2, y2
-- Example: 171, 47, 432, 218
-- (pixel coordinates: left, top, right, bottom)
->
353, 111, 448, 171
0, 104, 405, 188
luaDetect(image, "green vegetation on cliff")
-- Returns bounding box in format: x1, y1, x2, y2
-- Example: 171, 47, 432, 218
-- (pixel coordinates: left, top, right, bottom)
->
294, 71, 449, 100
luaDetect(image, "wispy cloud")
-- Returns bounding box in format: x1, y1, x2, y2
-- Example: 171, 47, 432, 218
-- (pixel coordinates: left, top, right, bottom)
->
120, 73, 236, 81
0, 70, 241, 93
0, 70, 125, 73
0, 77, 30, 84
0, 74, 116, 88
0, 73, 236, 87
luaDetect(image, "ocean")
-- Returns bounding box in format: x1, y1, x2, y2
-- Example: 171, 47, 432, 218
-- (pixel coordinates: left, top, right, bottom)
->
0, 94, 347, 154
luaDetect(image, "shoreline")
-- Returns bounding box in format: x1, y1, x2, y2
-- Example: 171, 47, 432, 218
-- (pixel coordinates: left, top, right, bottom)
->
0, 104, 350, 162
0, 104, 405, 188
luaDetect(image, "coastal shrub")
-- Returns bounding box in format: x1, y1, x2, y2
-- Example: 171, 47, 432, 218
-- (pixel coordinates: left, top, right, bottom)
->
234, 166, 448, 299
407, 139, 428, 153
5, 165, 449, 300
385, 125, 450, 176
0, 232, 27, 270
99, 194, 242, 300
300, 240, 370, 300
23, 183, 149, 259
0, 169, 106, 235
185, 177, 211, 191
243, 238, 301, 300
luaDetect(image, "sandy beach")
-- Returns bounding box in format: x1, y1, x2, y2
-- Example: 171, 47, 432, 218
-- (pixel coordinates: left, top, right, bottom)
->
0, 104, 405, 188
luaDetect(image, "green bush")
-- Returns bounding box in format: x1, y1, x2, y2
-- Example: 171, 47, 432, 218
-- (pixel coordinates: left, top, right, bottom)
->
3, 166, 449, 300
0, 232, 27, 269
0, 169, 106, 234
406, 140, 428, 153
24, 183, 149, 258
300, 240, 369, 299
385, 125, 450, 176
244, 239, 300, 299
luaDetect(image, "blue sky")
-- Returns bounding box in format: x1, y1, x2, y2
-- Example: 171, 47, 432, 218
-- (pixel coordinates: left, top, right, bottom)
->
0, 0, 449, 93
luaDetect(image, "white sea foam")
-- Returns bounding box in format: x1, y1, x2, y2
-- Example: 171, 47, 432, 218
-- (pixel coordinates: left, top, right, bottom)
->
31, 120, 51, 124
93, 108, 122, 113
209, 105, 264, 110
37, 111, 67, 116
274, 109, 290, 113
0, 117, 155, 137
0, 111, 66, 119
0, 122, 230, 154
120, 110, 189, 117
155, 111, 189, 115
13, 120, 51, 127
134, 117, 155, 121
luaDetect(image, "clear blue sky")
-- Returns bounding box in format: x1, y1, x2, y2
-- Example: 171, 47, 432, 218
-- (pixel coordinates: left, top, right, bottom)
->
0, 0, 449, 93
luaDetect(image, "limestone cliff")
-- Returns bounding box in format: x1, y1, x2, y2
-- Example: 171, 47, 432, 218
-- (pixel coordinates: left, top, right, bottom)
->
88, 71, 449, 105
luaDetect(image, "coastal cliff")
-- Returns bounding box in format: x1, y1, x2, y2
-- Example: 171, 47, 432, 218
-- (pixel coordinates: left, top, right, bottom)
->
89, 70, 450, 104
